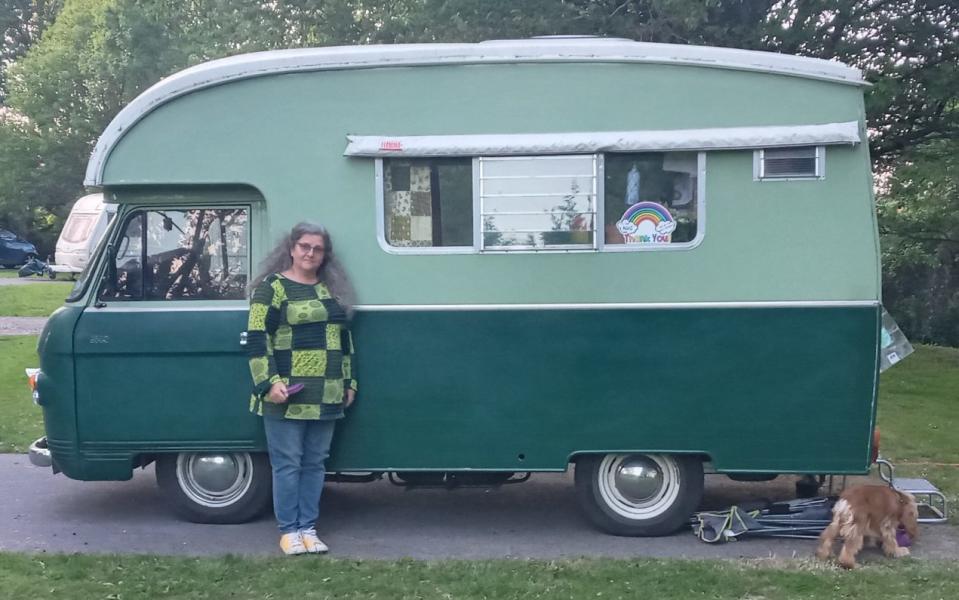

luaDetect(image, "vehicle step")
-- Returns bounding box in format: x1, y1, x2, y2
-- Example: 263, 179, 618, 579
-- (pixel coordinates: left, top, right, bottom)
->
876, 459, 949, 524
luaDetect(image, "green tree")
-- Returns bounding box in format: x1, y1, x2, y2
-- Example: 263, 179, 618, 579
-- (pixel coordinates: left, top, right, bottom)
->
878, 139, 959, 346
2, 0, 122, 253
0, 0, 64, 102
763, 0, 959, 166
0, 0, 285, 253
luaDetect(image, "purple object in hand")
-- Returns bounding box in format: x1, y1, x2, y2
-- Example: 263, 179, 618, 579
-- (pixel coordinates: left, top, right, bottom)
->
286, 383, 305, 395
896, 526, 912, 547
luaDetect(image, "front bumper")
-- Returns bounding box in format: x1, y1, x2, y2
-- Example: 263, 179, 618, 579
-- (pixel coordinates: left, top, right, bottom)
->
29, 436, 52, 468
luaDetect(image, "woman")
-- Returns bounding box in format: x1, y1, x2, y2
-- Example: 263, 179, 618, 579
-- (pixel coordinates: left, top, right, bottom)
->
247, 222, 357, 555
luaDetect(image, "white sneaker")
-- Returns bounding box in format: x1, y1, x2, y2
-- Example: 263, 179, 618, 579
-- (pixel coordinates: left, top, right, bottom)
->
279, 531, 307, 555
299, 528, 329, 554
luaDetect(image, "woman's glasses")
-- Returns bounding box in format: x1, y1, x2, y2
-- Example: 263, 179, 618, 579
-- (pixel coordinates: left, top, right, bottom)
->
295, 242, 326, 255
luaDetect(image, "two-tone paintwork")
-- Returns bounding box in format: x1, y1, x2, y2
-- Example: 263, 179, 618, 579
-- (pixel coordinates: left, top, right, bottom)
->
38, 41, 880, 481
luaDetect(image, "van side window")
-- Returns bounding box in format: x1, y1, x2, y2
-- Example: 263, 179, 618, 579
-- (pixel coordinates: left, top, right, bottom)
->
384, 158, 473, 247
754, 146, 824, 180
604, 152, 699, 246
480, 155, 596, 250
100, 208, 249, 301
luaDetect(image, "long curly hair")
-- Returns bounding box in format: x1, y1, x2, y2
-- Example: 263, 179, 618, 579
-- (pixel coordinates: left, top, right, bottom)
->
249, 222, 356, 314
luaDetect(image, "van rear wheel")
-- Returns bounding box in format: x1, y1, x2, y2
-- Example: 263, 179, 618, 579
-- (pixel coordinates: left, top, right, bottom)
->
156, 452, 272, 524
574, 453, 703, 536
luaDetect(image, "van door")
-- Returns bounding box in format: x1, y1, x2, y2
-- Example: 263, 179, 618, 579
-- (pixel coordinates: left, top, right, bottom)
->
74, 206, 260, 456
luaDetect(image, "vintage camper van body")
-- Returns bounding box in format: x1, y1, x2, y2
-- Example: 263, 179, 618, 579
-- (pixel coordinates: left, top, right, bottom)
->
33, 39, 879, 534
49, 193, 116, 277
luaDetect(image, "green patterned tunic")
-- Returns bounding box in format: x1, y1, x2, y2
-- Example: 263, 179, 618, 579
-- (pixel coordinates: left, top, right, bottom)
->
247, 274, 356, 420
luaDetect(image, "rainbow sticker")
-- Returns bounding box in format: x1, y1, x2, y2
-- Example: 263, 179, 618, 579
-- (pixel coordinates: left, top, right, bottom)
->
616, 202, 677, 244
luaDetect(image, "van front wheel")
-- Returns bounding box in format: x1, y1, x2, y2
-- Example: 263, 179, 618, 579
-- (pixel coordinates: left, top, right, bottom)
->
156, 452, 272, 524
574, 453, 703, 536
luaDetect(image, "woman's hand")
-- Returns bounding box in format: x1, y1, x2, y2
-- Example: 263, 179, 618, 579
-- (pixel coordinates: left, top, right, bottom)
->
344, 388, 356, 408
267, 381, 289, 404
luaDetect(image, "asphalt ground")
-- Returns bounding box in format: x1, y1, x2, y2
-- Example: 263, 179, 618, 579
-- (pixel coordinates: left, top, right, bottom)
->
0, 276, 56, 286
0, 317, 46, 336
2, 454, 956, 560
0, 273, 58, 334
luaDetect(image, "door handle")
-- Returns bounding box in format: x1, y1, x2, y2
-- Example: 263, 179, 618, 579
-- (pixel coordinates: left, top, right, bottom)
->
239, 331, 248, 347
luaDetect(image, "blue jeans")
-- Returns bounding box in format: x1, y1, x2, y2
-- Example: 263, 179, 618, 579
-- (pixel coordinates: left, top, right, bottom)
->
262, 416, 336, 533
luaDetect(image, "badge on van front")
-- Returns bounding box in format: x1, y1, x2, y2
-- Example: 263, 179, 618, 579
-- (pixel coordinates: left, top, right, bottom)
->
616, 202, 677, 244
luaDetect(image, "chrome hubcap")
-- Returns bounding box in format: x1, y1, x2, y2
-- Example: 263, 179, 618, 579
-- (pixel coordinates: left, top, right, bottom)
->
175, 452, 253, 508
597, 454, 681, 519
614, 455, 665, 503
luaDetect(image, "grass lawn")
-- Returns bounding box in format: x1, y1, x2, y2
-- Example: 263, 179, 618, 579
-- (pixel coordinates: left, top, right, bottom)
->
0, 280, 72, 316
0, 269, 20, 278
0, 336, 42, 453
1, 554, 958, 600
878, 345, 959, 462
876, 344, 959, 522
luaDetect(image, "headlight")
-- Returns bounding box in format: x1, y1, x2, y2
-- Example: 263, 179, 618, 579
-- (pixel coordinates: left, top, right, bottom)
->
25, 368, 40, 405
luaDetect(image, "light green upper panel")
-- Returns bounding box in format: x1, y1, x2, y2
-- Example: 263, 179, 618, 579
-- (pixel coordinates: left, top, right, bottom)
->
100, 60, 877, 304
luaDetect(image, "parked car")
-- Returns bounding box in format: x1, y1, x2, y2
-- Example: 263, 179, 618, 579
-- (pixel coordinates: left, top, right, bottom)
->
0, 229, 38, 268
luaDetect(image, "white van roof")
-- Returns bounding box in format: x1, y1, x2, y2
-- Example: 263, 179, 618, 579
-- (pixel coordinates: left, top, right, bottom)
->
72, 193, 107, 212
85, 39, 866, 186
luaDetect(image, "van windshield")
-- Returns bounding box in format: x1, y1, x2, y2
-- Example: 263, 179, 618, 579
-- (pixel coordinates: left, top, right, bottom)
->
66, 214, 116, 302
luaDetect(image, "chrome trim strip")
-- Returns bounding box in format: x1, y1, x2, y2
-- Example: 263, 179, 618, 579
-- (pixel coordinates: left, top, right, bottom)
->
91, 304, 249, 312
354, 301, 880, 311
87, 301, 879, 313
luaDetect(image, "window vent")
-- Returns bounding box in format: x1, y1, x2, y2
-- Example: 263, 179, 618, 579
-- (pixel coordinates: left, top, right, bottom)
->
757, 146, 822, 179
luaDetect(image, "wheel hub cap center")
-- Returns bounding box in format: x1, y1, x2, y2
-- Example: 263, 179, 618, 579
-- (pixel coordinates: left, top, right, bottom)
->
614, 456, 664, 503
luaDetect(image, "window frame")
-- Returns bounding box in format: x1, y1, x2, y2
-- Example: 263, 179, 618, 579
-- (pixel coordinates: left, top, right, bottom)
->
479, 155, 599, 253
97, 204, 253, 303
600, 152, 706, 253
753, 145, 825, 181
375, 151, 706, 255
375, 159, 477, 255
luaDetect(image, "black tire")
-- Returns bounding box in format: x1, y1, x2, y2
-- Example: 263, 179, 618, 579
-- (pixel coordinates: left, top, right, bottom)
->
156, 452, 272, 524
48, 270, 57, 280
574, 453, 704, 536
795, 475, 823, 498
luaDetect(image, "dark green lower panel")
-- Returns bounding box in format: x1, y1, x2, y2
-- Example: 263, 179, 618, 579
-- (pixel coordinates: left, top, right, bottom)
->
334, 305, 879, 474
48, 305, 879, 480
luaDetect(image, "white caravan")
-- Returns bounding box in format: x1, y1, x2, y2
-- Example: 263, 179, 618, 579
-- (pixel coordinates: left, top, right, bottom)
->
49, 193, 116, 278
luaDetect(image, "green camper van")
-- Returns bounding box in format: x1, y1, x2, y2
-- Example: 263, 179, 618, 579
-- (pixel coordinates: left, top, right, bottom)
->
29, 38, 880, 536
